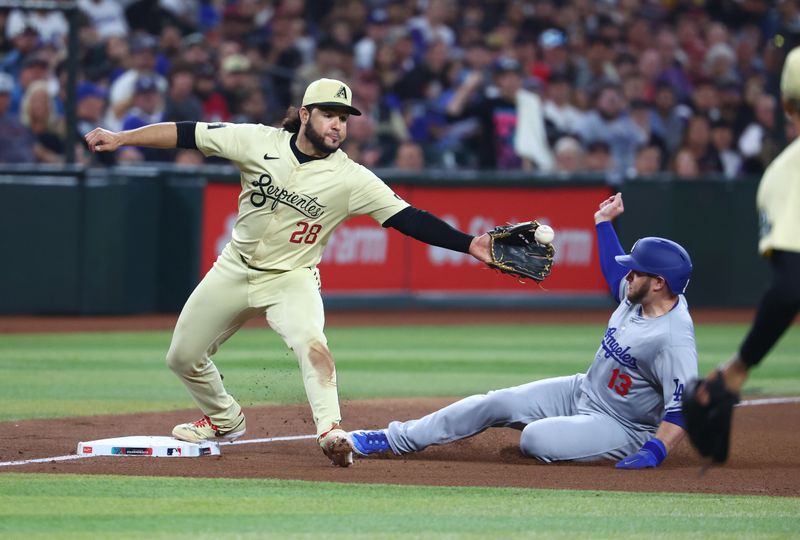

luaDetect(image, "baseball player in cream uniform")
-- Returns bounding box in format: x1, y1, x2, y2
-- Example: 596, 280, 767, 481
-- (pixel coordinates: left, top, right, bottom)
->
687, 47, 800, 431
86, 78, 492, 467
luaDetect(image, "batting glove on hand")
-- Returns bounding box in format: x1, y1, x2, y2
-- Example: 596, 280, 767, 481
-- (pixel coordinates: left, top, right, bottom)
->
615, 438, 667, 470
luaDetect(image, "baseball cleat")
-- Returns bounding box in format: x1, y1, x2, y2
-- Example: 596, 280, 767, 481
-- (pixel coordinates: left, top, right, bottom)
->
349, 430, 391, 456
318, 426, 354, 467
172, 413, 246, 443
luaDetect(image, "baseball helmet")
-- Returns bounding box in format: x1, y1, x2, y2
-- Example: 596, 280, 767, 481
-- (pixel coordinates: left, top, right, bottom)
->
615, 237, 693, 294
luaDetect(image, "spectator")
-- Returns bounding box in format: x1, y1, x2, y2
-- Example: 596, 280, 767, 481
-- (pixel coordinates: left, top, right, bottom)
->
705, 42, 739, 86
9, 52, 51, 116
232, 88, 270, 125
543, 72, 584, 141
163, 63, 202, 123
0, 25, 39, 80
194, 64, 230, 123
739, 93, 782, 173
292, 38, 350, 106
673, 148, 699, 178
633, 145, 663, 178
20, 80, 63, 163
447, 57, 543, 170
711, 119, 743, 179
219, 53, 256, 117
122, 75, 167, 161
0, 72, 34, 163
649, 82, 689, 154
552, 136, 585, 174
407, 0, 456, 57
6, 8, 67, 45
76, 81, 113, 165
354, 8, 392, 71
584, 141, 612, 175
394, 140, 425, 171
690, 80, 722, 122
77, 0, 128, 40
108, 34, 167, 131
682, 114, 723, 174
576, 84, 646, 178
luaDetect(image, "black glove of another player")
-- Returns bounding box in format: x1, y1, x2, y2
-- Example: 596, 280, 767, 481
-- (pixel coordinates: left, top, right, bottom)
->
682, 373, 740, 464
486, 221, 555, 282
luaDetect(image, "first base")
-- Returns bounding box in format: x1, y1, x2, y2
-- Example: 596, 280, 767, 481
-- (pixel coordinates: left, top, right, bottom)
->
77, 436, 220, 457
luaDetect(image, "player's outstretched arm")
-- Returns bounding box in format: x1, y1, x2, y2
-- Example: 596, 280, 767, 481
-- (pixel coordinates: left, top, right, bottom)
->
85, 122, 178, 153
468, 233, 491, 263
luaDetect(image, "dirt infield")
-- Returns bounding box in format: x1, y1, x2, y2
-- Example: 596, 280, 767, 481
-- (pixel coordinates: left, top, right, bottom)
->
1, 399, 798, 496
1, 310, 798, 496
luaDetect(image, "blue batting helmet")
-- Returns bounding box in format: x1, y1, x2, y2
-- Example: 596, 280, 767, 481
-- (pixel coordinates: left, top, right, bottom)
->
615, 237, 693, 295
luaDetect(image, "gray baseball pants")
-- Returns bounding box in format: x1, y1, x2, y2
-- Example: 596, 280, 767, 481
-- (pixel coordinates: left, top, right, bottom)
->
386, 374, 648, 462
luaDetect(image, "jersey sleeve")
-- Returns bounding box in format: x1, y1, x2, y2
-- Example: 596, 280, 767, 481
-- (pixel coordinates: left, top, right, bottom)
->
194, 122, 264, 165
653, 343, 698, 425
596, 221, 629, 302
347, 164, 410, 224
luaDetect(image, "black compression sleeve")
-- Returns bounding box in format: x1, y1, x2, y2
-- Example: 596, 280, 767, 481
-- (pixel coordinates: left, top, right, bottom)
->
383, 206, 474, 253
738, 250, 800, 367
176, 121, 197, 149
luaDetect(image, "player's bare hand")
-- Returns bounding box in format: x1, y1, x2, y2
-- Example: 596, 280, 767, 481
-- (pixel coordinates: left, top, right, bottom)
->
469, 233, 491, 264
85, 128, 123, 153
594, 193, 624, 224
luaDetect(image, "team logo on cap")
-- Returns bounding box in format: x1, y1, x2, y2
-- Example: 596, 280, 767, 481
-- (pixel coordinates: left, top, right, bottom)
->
334, 86, 348, 99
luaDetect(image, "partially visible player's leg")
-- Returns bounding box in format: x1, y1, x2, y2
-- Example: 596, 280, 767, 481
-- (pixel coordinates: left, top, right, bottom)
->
167, 245, 260, 440
736, 251, 800, 371
520, 412, 644, 462
265, 267, 351, 465
386, 374, 583, 454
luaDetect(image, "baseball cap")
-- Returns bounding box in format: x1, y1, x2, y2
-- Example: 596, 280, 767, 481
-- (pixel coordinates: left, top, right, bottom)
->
222, 54, 251, 74
493, 56, 523, 75
0, 72, 14, 94
539, 29, 566, 50
781, 46, 800, 100
77, 81, 107, 101
130, 34, 157, 54
302, 78, 362, 116
135, 75, 159, 94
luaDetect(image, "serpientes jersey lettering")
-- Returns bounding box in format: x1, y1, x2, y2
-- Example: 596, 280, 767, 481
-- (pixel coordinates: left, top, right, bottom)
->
757, 137, 800, 255
580, 280, 698, 433
194, 122, 409, 270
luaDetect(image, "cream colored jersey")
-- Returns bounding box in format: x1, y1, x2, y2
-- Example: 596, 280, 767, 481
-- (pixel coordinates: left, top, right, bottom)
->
195, 122, 410, 270
756, 137, 800, 255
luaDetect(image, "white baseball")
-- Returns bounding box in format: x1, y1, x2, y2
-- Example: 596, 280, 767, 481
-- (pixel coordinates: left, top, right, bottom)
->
534, 224, 555, 245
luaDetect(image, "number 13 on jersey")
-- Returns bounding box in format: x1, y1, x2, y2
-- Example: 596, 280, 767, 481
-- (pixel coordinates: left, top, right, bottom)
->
608, 368, 632, 397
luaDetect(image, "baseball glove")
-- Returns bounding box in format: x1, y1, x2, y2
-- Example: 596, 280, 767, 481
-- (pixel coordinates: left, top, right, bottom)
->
682, 373, 740, 463
487, 221, 555, 282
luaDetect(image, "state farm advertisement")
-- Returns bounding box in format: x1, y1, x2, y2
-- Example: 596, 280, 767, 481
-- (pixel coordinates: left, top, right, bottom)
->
201, 183, 611, 294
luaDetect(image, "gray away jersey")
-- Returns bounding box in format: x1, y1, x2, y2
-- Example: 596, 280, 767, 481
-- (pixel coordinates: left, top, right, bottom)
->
580, 281, 698, 433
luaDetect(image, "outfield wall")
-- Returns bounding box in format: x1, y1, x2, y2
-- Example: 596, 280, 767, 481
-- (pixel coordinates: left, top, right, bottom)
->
0, 165, 767, 314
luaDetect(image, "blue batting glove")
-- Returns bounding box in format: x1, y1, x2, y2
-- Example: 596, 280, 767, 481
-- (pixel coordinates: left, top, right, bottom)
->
615, 438, 667, 469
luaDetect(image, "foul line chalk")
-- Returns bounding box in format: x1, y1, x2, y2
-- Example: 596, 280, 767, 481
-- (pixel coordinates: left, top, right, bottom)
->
2, 397, 800, 469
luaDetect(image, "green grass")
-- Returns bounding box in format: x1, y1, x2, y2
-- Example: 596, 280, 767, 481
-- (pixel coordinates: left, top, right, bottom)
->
1, 323, 799, 538
0, 474, 798, 539
0, 324, 797, 421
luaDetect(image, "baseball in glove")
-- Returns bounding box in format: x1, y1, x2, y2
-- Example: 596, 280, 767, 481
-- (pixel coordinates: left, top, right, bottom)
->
682, 373, 740, 464
486, 221, 555, 282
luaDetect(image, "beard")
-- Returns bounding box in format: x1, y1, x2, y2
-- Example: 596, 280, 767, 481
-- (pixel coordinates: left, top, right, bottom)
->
304, 120, 341, 154
626, 278, 650, 304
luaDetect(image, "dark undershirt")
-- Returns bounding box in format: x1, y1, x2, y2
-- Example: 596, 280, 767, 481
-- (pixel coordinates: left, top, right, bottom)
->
383, 207, 474, 254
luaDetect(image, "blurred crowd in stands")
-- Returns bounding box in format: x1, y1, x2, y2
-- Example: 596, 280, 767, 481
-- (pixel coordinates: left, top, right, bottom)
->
0, 0, 798, 182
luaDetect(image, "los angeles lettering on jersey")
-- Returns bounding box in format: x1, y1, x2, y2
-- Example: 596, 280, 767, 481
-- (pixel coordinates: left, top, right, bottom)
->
600, 327, 639, 369
250, 173, 327, 218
